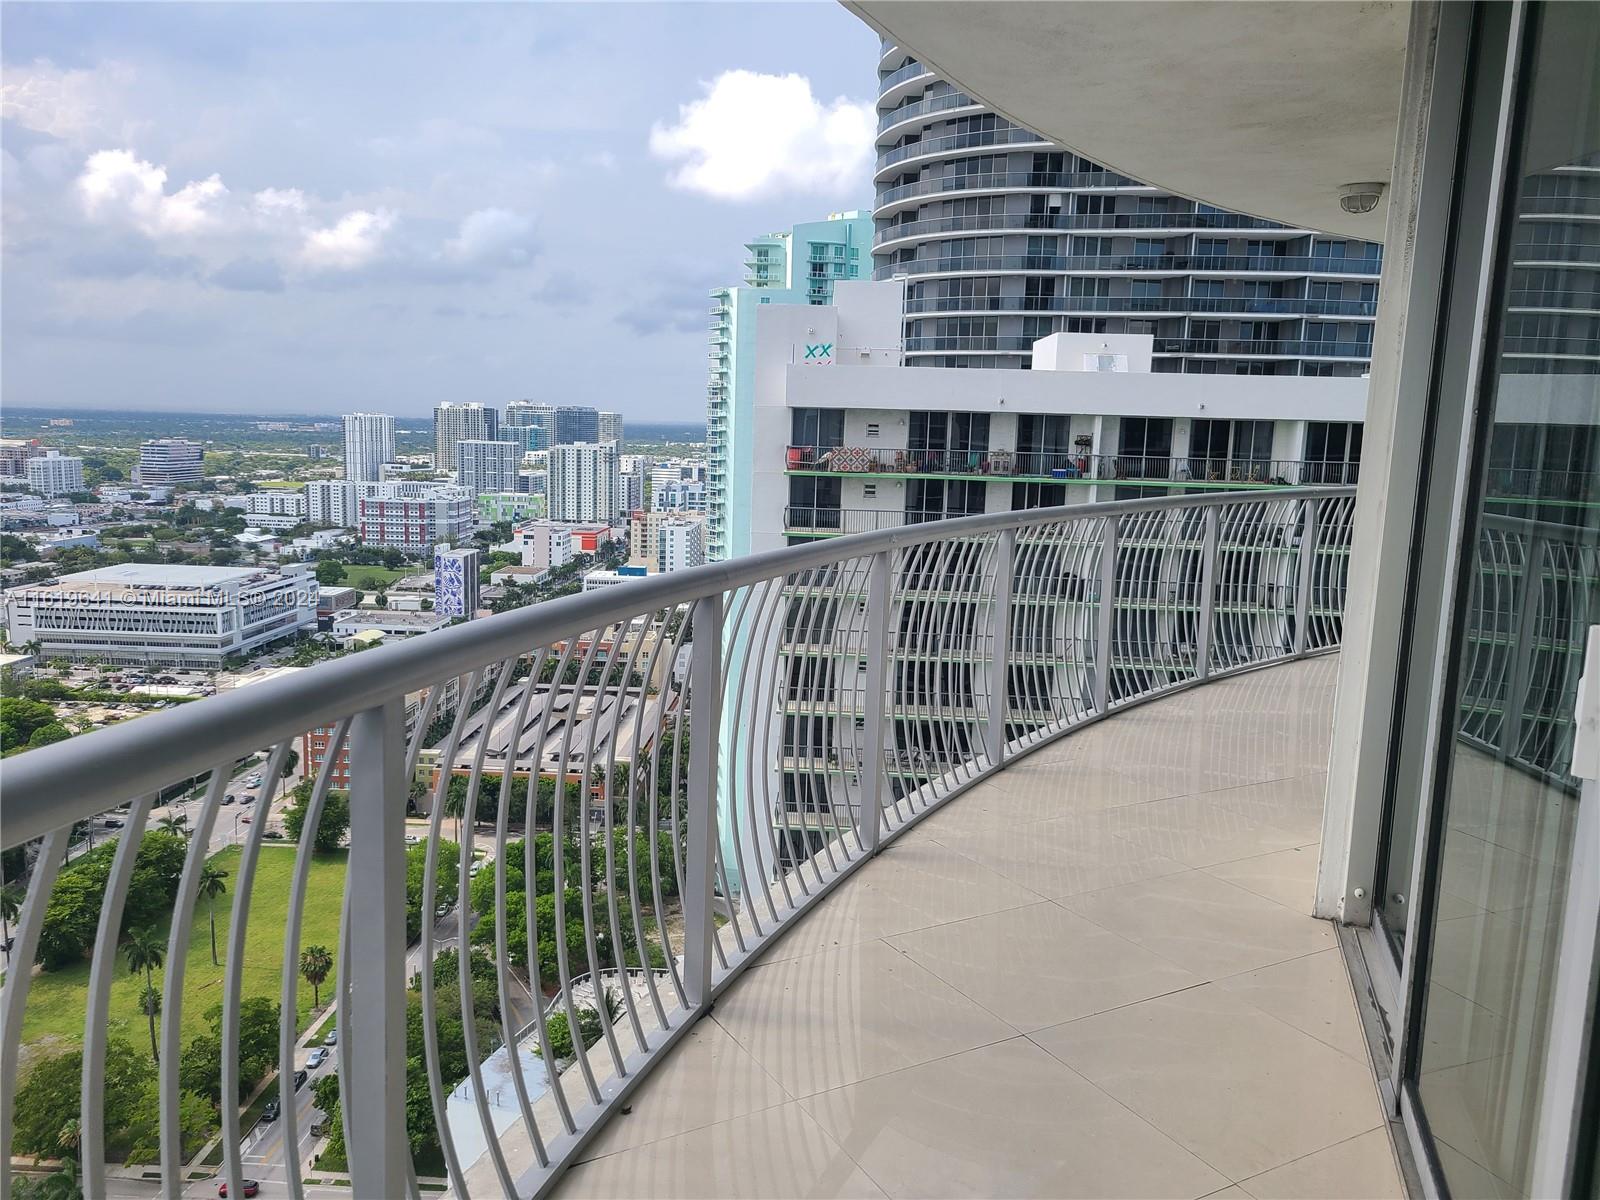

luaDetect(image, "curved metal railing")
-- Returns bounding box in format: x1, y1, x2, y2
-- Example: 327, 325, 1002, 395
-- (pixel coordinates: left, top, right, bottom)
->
0, 489, 1356, 1198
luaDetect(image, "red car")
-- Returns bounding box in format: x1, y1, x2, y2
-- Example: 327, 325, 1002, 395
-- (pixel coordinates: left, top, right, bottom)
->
217, 1181, 259, 1198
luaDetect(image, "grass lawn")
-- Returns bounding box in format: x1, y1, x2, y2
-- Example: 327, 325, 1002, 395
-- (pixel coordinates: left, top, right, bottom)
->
338, 565, 411, 589
19, 845, 347, 1060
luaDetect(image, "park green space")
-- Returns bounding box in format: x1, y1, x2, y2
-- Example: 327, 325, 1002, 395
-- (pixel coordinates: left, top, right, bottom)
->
20, 845, 346, 1055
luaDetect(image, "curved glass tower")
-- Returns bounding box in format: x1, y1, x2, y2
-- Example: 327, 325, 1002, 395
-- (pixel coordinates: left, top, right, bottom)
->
873, 44, 1383, 376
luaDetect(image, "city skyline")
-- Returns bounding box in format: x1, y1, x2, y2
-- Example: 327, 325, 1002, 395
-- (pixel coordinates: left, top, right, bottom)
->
0, 2, 880, 419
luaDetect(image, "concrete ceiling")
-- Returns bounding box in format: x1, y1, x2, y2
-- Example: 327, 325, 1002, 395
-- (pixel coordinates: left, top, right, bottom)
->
847, 1, 1410, 238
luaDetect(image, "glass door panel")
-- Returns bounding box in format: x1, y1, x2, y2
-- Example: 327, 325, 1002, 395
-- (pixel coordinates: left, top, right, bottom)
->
1410, 5, 1600, 1196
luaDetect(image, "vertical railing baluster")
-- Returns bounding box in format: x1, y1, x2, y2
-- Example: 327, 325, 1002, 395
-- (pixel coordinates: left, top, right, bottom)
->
1094, 515, 1119, 712
1294, 497, 1319, 656
860, 551, 892, 854
985, 529, 1016, 768
683, 593, 723, 1007
0, 828, 69, 1200
1503, 532, 1546, 760
1197, 506, 1219, 681
343, 700, 411, 1197
80, 794, 155, 1200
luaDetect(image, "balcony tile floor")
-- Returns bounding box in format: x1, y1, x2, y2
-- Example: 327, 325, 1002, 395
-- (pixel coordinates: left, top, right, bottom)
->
554, 657, 1405, 1199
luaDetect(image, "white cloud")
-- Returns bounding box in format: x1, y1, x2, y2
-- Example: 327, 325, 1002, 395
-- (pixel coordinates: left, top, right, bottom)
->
443, 208, 535, 266
1, 59, 140, 145
77, 149, 228, 236
252, 188, 308, 219
300, 209, 396, 271
650, 70, 873, 201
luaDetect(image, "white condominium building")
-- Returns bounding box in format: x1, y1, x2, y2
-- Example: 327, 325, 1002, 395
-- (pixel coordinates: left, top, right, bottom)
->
3, 563, 316, 666
343, 412, 395, 482
652, 479, 707, 512
547, 442, 621, 523
136, 439, 204, 486
223, 489, 309, 529
25, 452, 84, 498
306, 479, 357, 527
455, 439, 522, 495
628, 510, 707, 570
750, 281, 1367, 552
433, 403, 498, 471
656, 517, 706, 573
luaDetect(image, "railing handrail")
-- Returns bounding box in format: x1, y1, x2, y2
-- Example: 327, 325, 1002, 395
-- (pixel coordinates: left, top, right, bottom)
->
0, 487, 1355, 848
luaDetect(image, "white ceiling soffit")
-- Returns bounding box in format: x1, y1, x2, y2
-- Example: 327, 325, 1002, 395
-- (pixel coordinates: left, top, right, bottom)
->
847, 1, 1410, 238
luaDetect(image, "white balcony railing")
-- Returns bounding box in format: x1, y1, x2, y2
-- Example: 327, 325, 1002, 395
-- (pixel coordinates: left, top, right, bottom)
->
1, 489, 1358, 1198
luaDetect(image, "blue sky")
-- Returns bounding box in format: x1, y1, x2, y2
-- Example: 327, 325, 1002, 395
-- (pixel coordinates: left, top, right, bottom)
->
0, 2, 881, 418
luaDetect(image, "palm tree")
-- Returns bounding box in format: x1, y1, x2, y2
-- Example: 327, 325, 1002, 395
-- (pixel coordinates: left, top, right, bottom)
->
156, 814, 186, 835
122, 927, 164, 1062
198, 865, 228, 967
299, 944, 333, 1008
56, 1116, 81, 1160
138, 984, 162, 1063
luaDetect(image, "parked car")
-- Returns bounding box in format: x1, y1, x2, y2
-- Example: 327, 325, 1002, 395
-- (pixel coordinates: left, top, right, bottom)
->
217, 1180, 259, 1198
293, 1069, 308, 1090
102, 818, 124, 829
263, 830, 284, 840
307, 1047, 329, 1069
435, 902, 452, 919
261, 1098, 279, 1122
405, 834, 421, 845
324, 1028, 337, 1046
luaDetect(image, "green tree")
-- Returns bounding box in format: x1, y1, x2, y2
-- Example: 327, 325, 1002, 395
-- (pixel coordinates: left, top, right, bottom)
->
197, 864, 228, 967
0, 881, 21, 953
122, 926, 165, 1061
283, 784, 351, 853
25, 722, 72, 749
313, 558, 346, 586
299, 944, 333, 1008
0, 695, 57, 752
12, 1040, 147, 1159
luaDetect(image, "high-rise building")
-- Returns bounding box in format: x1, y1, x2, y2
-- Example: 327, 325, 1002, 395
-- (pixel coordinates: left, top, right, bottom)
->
433, 404, 499, 471
0, 439, 43, 478
553, 406, 601, 445
707, 211, 874, 561
504, 401, 555, 452
871, 57, 1381, 375
306, 479, 356, 527
455, 439, 522, 495
25, 452, 84, 498
136, 439, 204, 486
598, 410, 625, 448
433, 545, 481, 619
620, 462, 645, 514
343, 412, 395, 482
655, 517, 706, 573
547, 442, 621, 522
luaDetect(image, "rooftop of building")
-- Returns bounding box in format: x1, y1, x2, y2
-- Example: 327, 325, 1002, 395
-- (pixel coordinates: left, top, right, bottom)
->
332, 609, 449, 629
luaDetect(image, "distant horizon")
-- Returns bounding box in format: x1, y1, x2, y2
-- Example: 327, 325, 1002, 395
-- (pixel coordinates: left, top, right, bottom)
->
2, 404, 707, 435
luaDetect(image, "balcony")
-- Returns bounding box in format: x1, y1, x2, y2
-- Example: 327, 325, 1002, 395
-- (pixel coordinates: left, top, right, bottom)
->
875, 126, 1051, 175
784, 446, 1363, 491
874, 253, 1384, 280
875, 91, 980, 138
874, 210, 1302, 249
900, 293, 1380, 319
1152, 337, 1374, 359
3, 490, 1371, 1198
875, 171, 1147, 212
548, 657, 1397, 1200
